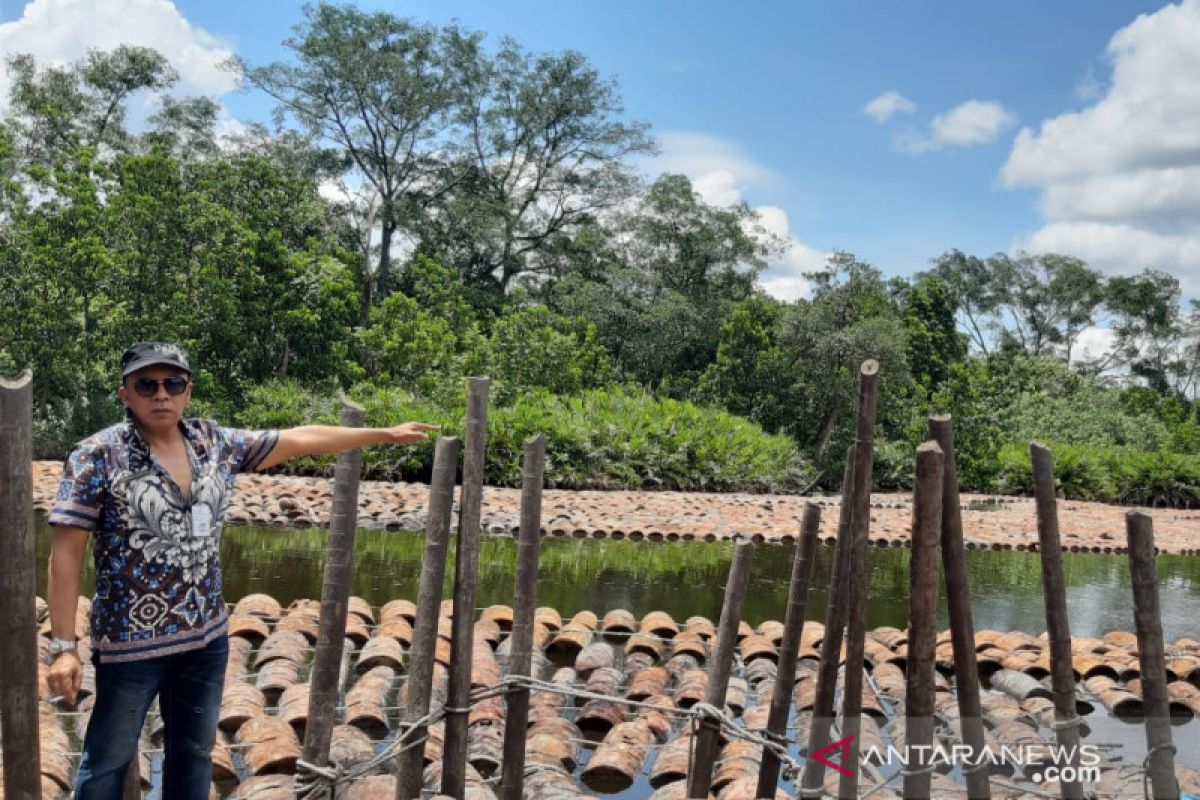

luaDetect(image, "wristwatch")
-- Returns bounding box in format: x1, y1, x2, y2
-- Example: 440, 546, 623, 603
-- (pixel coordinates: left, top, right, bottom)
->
49, 637, 78, 657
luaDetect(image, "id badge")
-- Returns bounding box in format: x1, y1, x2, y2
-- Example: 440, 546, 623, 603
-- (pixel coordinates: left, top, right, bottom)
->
192, 504, 214, 538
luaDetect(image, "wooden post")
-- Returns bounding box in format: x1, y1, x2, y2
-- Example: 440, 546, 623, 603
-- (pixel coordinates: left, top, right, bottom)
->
927, 414, 991, 800
837, 359, 880, 800
1029, 443, 1084, 800
302, 399, 365, 779
755, 502, 821, 797
442, 377, 490, 799
395, 435, 460, 800
801, 445, 857, 797
1125, 511, 1180, 800
903, 441, 943, 800
0, 372, 40, 800
500, 434, 547, 800
687, 540, 755, 799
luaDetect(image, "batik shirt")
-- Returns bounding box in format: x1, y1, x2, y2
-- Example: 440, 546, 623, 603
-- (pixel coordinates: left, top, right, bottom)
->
49, 419, 279, 663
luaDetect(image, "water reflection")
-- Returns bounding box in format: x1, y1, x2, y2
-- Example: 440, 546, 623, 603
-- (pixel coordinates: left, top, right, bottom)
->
34, 519, 1200, 639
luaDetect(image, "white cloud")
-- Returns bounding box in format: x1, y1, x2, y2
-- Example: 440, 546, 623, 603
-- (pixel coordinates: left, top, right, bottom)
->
930, 100, 1016, 146
1071, 325, 1117, 364
864, 91, 916, 124
0, 0, 237, 118
644, 132, 828, 302
896, 99, 1016, 153
1002, 0, 1200, 291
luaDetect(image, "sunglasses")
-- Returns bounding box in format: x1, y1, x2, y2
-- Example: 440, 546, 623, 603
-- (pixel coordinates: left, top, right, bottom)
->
131, 376, 191, 397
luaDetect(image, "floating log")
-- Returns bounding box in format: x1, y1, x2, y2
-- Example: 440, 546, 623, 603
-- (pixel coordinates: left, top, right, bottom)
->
737, 634, 776, 664
584, 666, 623, 699
581, 719, 657, 792
640, 610, 679, 639
665, 652, 701, 679
212, 730, 237, 788
546, 617, 594, 665
277, 682, 310, 734
344, 665, 395, 737
253, 629, 309, 669
227, 635, 253, 679
348, 596, 375, 625
713, 739, 762, 793
1083, 675, 1144, 719
466, 721, 504, 778
228, 774, 294, 799
470, 640, 501, 689
234, 593, 282, 619
725, 676, 749, 716
228, 613, 271, 644
256, 657, 301, 703
576, 699, 626, 742
474, 619, 502, 650
380, 599, 417, 625
35, 702, 73, 792
527, 717, 585, 771
675, 669, 708, 708
626, 666, 671, 701
528, 667, 574, 725
234, 715, 302, 775
602, 609, 637, 636
673, 632, 709, 664
275, 609, 319, 642
219, 680, 266, 734
650, 733, 695, 788
989, 668, 1054, 702
625, 632, 665, 662
379, 618, 417, 647
480, 604, 514, 631
575, 642, 617, 678
535, 607, 563, 632
624, 649, 657, 677
684, 616, 716, 640
357, 635, 405, 673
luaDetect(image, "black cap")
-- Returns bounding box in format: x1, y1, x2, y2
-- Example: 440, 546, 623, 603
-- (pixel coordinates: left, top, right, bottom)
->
121, 342, 191, 378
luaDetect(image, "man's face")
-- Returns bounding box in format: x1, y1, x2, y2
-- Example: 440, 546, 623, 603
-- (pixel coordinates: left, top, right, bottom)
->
118, 365, 192, 430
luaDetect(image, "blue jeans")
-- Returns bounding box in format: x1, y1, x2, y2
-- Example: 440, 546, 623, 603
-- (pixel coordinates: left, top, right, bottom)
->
75, 635, 228, 800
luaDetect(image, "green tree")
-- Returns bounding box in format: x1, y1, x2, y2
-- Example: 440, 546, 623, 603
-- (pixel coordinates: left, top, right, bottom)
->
899, 274, 969, 395
238, 3, 480, 299
417, 41, 652, 299
485, 302, 612, 404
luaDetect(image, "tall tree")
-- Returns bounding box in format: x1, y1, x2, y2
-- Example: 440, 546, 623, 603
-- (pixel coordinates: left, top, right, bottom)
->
417, 40, 653, 297
237, 3, 481, 299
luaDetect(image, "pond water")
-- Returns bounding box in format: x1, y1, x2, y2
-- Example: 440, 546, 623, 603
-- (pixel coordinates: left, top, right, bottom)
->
35, 518, 1200, 641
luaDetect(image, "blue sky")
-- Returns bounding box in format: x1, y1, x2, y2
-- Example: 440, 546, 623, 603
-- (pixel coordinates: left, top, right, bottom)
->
2, 0, 1197, 305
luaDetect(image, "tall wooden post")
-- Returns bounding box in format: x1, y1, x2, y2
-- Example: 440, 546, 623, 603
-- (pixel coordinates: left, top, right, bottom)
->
837, 359, 880, 800
687, 540, 755, 798
1030, 443, 1084, 800
0, 372, 41, 800
1125, 511, 1179, 800
302, 399, 366, 782
499, 434, 547, 800
927, 414, 990, 800
756, 502, 820, 797
801, 445, 856, 796
442, 377, 490, 798
396, 436, 460, 800
903, 441, 944, 800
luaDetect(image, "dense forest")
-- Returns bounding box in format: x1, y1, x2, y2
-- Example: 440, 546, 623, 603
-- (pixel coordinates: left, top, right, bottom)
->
1, 5, 1197, 504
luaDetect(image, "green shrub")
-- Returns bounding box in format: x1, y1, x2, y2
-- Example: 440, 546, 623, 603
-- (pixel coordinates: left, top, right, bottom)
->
994, 441, 1200, 507
234, 380, 811, 492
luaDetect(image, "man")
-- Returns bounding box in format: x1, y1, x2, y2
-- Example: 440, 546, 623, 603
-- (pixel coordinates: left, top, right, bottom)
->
47, 342, 437, 799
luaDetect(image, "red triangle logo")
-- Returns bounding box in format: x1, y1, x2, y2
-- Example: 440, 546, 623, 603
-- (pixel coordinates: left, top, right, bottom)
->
811, 735, 855, 777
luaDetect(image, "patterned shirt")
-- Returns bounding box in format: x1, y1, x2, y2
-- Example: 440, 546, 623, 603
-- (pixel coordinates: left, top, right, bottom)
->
49, 419, 279, 663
